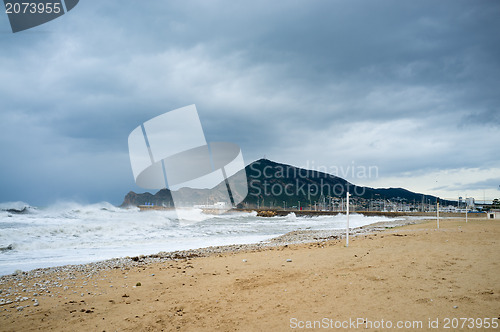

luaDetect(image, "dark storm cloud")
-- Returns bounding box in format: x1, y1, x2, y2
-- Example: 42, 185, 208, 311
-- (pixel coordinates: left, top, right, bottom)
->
0, 0, 499, 204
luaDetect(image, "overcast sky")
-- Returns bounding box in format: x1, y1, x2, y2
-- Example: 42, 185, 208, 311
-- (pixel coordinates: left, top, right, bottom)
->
1, 0, 499, 206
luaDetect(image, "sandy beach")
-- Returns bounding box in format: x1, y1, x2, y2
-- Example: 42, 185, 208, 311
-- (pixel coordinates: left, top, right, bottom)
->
1, 217, 499, 331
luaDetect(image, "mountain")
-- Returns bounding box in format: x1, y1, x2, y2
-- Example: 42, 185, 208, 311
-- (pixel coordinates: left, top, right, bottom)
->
121, 158, 452, 208
239, 159, 452, 207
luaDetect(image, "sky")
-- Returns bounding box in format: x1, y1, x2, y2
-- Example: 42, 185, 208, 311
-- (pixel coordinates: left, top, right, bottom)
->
0, 0, 499, 206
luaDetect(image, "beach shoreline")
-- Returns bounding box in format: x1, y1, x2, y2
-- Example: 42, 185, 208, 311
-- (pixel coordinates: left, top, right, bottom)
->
0, 215, 419, 280
1, 217, 498, 331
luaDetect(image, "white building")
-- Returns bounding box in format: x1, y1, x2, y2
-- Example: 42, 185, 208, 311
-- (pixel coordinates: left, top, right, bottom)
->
488, 210, 500, 219
466, 197, 475, 209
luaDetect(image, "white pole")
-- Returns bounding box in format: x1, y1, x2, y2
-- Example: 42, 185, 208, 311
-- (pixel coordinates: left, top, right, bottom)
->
465, 196, 468, 223
437, 200, 440, 229
346, 191, 350, 247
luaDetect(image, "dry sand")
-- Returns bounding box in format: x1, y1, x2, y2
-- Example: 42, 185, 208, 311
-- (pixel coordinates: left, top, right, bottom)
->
1, 218, 499, 331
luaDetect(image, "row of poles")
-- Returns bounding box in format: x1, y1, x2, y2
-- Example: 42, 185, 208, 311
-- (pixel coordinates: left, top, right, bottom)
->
345, 194, 457, 247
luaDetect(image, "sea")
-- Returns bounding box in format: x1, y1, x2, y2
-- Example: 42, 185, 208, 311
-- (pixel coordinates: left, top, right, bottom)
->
0, 201, 402, 276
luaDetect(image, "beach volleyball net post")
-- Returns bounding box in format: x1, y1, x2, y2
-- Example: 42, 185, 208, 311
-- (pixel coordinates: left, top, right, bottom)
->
346, 191, 350, 247
436, 198, 440, 229
465, 196, 468, 223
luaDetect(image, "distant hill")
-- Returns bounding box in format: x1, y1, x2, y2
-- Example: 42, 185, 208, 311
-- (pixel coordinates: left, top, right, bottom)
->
121, 158, 452, 208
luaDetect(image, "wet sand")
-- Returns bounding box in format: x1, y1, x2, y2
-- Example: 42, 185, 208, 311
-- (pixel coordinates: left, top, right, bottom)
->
1, 218, 499, 331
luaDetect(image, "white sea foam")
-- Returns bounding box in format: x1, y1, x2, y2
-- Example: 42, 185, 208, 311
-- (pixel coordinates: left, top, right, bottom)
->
0, 201, 32, 209
0, 201, 400, 276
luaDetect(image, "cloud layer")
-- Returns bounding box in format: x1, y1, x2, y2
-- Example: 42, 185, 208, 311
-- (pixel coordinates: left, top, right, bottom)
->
1, 0, 499, 204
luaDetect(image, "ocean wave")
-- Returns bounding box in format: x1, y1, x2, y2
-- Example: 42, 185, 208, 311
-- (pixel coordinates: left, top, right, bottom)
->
0, 201, 35, 215
0, 201, 31, 210
0, 202, 403, 276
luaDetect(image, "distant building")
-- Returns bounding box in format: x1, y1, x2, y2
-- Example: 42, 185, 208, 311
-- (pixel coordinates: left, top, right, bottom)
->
466, 197, 475, 209
488, 210, 500, 219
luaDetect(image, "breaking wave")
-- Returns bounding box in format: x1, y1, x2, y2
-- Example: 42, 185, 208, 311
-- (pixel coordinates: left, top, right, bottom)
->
0, 201, 400, 276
